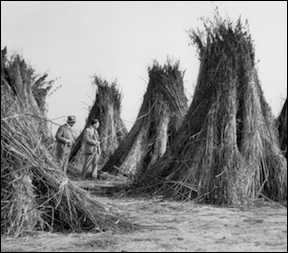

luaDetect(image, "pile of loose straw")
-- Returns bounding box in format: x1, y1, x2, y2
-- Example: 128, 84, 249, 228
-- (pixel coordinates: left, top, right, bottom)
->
126, 17, 287, 205
101, 59, 188, 181
69, 76, 128, 169
1, 49, 134, 237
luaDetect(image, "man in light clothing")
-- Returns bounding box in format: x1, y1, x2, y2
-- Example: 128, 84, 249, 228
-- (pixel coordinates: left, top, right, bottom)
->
55, 115, 76, 174
81, 118, 101, 179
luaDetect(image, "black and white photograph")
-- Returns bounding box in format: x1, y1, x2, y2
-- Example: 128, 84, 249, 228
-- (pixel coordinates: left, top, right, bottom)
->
1, 1, 287, 252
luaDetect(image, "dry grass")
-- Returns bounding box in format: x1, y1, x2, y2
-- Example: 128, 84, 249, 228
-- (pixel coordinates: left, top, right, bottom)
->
101, 59, 188, 181
124, 16, 287, 205
276, 98, 287, 159
1, 49, 135, 237
69, 76, 127, 169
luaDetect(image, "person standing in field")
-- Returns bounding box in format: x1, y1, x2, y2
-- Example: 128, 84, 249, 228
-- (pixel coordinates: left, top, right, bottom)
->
55, 115, 76, 174
81, 118, 101, 179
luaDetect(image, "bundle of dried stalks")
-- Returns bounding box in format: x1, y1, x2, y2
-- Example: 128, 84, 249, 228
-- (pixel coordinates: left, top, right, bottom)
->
277, 98, 287, 159
1, 49, 134, 237
101, 59, 188, 181
130, 17, 287, 205
69, 76, 128, 169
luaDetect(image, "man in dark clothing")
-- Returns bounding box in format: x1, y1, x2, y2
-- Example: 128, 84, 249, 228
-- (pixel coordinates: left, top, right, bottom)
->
81, 118, 101, 179
55, 115, 76, 173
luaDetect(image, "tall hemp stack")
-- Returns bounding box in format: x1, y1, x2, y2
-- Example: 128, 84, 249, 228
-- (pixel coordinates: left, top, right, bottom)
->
277, 98, 287, 159
69, 76, 128, 169
1, 48, 134, 237
101, 59, 188, 181
135, 17, 287, 205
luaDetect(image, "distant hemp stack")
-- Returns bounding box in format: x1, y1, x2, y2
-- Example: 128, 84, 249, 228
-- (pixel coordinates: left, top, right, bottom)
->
277, 98, 287, 159
137, 18, 287, 205
69, 76, 128, 169
102, 59, 188, 181
1, 48, 133, 237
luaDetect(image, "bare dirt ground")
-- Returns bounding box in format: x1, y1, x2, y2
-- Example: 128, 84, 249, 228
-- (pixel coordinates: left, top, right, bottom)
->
1, 178, 287, 252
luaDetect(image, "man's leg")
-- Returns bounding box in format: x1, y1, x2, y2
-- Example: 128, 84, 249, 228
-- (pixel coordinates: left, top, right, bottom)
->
57, 154, 66, 173
91, 154, 98, 179
62, 149, 71, 174
82, 154, 93, 179
62, 155, 69, 174
56, 150, 63, 170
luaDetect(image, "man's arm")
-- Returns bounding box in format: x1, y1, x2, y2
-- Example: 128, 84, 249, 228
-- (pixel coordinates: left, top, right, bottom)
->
84, 129, 98, 146
55, 126, 70, 144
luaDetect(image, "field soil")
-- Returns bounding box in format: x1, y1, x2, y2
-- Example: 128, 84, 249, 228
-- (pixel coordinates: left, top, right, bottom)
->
1, 177, 287, 252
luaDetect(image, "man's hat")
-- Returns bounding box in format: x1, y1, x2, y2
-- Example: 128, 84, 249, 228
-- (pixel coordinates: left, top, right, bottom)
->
67, 115, 76, 123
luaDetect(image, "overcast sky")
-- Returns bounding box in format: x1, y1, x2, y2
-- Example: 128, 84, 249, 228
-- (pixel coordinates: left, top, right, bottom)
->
1, 1, 287, 136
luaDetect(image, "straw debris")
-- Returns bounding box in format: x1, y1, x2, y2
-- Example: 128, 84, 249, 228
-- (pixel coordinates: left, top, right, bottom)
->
130, 17, 287, 205
102, 59, 188, 181
276, 98, 287, 159
1, 48, 134, 237
69, 76, 128, 170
